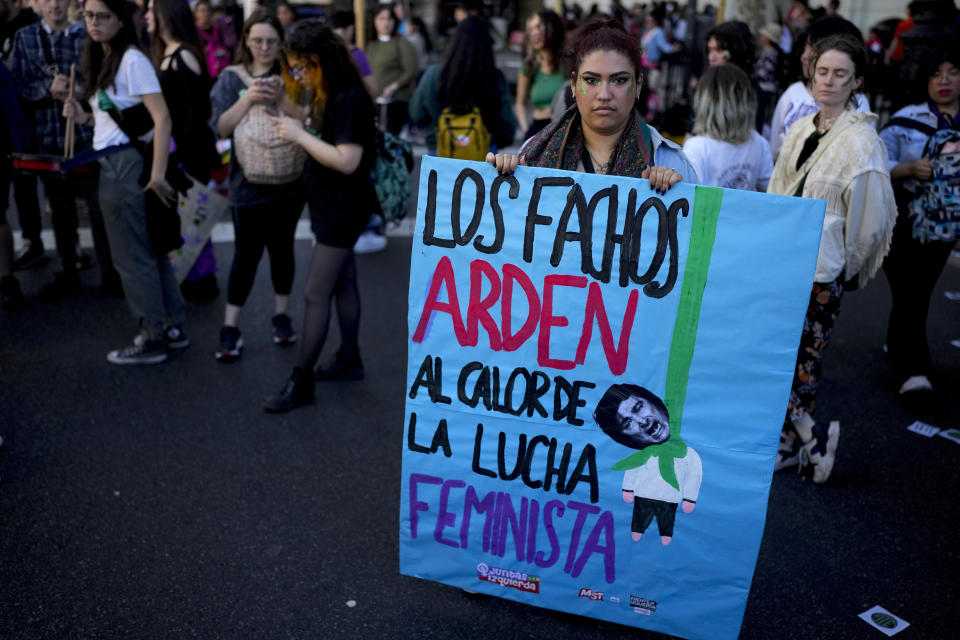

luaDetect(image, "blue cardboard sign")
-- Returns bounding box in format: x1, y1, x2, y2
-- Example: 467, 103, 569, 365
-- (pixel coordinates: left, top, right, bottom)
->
399, 156, 824, 640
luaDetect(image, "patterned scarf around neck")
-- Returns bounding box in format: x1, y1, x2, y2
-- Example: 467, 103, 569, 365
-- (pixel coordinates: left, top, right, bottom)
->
521, 104, 654, 177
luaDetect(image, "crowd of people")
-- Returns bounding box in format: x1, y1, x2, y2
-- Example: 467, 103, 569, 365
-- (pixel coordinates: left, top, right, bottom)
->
1, 1, 958, 483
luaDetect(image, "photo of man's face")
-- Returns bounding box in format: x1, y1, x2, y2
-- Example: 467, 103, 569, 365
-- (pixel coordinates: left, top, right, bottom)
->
594, 383, 671, 450
616, 395, 670, 447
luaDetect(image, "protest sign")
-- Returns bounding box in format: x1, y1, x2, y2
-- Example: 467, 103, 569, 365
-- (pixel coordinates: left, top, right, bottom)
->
399, 156, 824, 640
168, 177, 230, 283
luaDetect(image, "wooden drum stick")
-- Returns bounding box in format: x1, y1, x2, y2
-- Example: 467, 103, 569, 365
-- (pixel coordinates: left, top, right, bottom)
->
64, 64, 76, 158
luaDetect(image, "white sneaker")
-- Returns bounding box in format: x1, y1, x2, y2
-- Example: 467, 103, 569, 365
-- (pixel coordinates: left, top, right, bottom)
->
353, 231, 387, 254
798, 420, 839, 484
899, 375, 933, 394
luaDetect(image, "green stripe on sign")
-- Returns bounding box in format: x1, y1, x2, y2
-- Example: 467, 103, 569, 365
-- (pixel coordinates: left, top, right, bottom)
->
663, 186, 723, 435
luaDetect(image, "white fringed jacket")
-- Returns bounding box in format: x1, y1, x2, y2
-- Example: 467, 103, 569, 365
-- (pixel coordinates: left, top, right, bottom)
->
768, 110, 897, 289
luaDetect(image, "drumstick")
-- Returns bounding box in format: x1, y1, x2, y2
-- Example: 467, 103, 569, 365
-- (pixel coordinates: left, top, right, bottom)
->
65, 64, 76, 158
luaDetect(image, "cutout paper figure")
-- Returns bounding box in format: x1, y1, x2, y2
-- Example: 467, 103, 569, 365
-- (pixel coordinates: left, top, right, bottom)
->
594, 383, 702, 545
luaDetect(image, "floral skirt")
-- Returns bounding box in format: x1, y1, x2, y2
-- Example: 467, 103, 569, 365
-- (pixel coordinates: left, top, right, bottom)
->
786, 278, 845, 424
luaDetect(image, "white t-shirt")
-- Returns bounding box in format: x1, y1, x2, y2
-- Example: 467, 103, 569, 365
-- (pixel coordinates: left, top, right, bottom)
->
768, 80, 871, 159
683, 131, 774, 191
89, 47, 162, 150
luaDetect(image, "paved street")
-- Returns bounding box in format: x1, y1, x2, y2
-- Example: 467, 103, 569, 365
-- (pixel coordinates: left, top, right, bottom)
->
2, 176, 959, 639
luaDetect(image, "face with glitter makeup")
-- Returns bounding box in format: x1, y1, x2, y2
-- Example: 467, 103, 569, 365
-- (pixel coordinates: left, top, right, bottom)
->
571, 49, 640, 136
706, 36, 728, 68
812, 48, 861, 110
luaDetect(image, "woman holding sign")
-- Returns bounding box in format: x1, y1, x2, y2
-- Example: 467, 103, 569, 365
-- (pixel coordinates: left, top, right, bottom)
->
488, 17, 695, 196
767, 34, 896, 484
262, 20, 378, 413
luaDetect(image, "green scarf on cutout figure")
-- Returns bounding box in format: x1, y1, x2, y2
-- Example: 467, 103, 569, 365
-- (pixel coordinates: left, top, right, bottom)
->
612, 186, 723, 490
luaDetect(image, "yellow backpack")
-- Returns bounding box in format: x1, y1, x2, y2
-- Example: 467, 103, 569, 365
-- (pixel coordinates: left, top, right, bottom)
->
436, 107, 490, 161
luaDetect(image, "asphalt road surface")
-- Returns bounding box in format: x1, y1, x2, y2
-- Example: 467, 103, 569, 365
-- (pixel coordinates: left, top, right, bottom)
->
1, 222, 959, 639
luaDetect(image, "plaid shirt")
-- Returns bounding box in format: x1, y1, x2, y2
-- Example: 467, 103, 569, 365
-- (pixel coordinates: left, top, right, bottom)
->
11, 20, 93, 152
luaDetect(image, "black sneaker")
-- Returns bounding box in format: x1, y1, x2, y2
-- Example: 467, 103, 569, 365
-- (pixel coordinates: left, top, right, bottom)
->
314, 349, 364, 381
165, 325, 191, 350
271, 313, 297, 345
12, 242, 47, 271
38, 270, 82, 301
107, 336, 168, 365
1, 276, 25, 311
264, 368, 315, 413
215, 326, 243, 362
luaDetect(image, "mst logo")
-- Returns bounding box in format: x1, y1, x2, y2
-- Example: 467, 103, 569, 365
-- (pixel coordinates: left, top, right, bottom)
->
630, 595, 657, 613
578, 588, 604, 601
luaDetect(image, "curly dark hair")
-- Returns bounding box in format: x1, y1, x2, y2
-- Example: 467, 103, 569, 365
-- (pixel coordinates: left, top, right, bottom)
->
562, 16, 643, 82
283, 18, 367, 118
912, 42, 960, 104
705, 20, 756, 78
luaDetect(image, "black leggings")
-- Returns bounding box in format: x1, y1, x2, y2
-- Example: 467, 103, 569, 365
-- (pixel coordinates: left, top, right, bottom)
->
296, 243, 361, 371
226, 195, 303, 307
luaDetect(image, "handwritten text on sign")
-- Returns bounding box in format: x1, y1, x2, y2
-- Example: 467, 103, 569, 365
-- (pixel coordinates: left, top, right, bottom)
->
399, 157, 824, 640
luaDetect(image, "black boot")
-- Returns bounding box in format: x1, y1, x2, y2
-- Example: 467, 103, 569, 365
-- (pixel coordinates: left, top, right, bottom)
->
314, 349, 364, 381
264, 368, 315, 413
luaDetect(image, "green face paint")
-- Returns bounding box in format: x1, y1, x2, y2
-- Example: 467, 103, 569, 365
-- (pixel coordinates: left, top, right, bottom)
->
841, 75, 855, 87
578, 77, 588, 95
